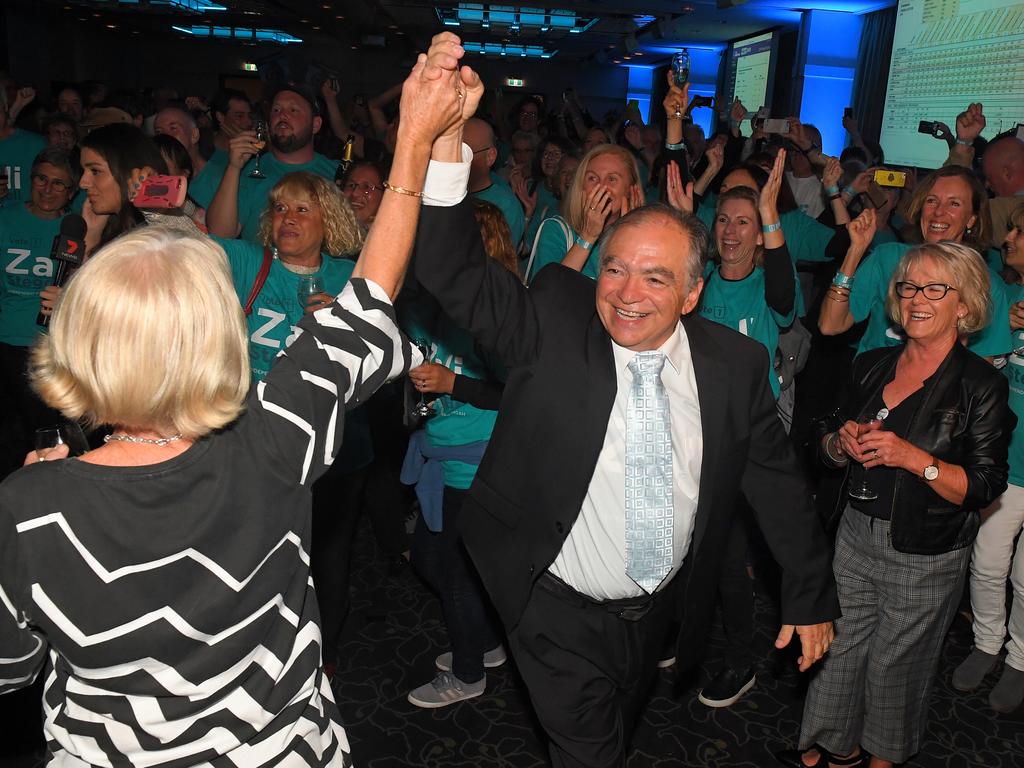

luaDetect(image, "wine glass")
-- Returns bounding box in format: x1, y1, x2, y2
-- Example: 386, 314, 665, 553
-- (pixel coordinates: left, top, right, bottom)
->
248, 119, 268, 179
847, 410, 887, 501
297, 275, 325, 312
409, 342, 435, 420
671, 50, 690, 118
35, 421, 89, 459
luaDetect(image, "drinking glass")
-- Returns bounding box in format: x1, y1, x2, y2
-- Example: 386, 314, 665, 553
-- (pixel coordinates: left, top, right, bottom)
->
297, 275, 325, 312
35, 421, 89, 459
847, 412, 885, 501
248, 119, 268, 179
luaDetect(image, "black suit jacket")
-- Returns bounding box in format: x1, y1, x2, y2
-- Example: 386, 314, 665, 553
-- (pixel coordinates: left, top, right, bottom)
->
414, 200, 840, 663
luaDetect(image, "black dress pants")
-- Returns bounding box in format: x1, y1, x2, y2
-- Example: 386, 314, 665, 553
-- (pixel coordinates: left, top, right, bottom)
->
508, 573, 676, 768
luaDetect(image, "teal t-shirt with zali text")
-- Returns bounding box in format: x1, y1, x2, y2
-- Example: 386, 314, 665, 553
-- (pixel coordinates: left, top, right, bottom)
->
0, 203, 62, 346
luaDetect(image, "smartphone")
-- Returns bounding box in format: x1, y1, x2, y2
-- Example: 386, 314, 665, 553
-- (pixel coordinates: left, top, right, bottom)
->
874, 169, 906, 188
692, 96, 713, 108
864, 180, 888, 210
328, 76, 340, 93
918, 120, 939, 136
844, 107, 853, 119
763, 118, 790, 134
133, 175, 188, 209
627, 98, 640, 111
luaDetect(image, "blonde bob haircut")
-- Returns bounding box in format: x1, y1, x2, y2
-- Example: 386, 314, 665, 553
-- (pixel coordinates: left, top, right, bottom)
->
886, 241, 991, 336
564, 144, 641, 236
30, 229, 250, 439
257, 171, 364, 257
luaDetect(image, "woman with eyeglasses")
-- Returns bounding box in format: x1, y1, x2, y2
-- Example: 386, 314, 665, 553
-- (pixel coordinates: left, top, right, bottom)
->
777, 241, 1013, 768
820, 165, 1012, 359
0, 148, 79, 475
339, 159, 385, 233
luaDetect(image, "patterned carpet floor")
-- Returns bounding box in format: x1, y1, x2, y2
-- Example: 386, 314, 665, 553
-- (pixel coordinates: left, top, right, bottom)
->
3, 513, 1022, 767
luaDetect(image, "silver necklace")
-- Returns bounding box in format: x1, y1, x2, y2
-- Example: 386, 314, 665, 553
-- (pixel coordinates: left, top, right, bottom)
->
104, 432, 183, 447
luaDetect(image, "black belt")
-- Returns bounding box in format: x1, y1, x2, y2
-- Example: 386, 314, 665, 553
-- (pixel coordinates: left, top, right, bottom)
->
537, 571, 670, 622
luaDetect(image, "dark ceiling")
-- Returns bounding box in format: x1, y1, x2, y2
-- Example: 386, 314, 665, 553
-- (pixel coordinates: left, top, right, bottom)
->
20, 0, 891, 63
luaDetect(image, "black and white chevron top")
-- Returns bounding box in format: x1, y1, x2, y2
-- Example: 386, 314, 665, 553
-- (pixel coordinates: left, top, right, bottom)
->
0, 279, 417, 767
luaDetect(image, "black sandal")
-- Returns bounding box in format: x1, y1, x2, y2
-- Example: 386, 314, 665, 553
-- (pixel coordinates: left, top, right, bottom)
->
775, 746, 868, 768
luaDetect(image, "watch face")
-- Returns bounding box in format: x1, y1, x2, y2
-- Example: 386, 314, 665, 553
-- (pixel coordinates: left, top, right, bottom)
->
924, 465, 939, 481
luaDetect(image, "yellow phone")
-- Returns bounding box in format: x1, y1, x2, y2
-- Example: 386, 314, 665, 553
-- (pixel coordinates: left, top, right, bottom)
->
874, 169, 906, 188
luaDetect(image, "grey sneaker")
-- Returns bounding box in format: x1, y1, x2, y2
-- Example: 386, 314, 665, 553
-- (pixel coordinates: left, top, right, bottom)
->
989, 664, 1024, 713
435, 644, 507, 673
952, 647, 998, 691
407, 672, 486, 709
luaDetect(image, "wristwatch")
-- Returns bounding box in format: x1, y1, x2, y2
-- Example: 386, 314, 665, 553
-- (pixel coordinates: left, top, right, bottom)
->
923, 460, 939, 481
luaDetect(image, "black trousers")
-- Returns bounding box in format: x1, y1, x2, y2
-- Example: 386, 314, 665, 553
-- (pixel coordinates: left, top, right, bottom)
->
508, 573, 677, 768
716, 500, 757, 669
412, 486, 501, 683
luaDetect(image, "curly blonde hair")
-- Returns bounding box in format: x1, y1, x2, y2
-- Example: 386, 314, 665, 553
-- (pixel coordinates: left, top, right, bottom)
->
257, 171, 363, 257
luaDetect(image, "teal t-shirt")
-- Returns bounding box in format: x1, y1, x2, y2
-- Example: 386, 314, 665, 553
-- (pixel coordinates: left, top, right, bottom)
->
191, 151, 339, 242
849, 241, 1012, 357
528, 216, 602, 282
404, 310, 499, 490
698, 258, 797, 398
0, 130, 47, 208
214, 237, 354, 382
0, 204, 62, 346
474, 180, 525, 250
1001, 282, 1024, 487
870, 228, 899, 250
524, 182, 560, 254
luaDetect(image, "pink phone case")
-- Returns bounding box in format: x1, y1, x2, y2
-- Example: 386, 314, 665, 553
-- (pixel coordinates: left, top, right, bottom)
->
133, 175, 187, 209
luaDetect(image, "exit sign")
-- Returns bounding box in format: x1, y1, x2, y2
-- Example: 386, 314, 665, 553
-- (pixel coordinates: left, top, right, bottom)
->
504, 77, 524, 87
242, 62, 258, 72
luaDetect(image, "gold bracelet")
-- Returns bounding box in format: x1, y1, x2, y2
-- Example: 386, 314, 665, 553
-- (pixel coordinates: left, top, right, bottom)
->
383, 181, 423, 198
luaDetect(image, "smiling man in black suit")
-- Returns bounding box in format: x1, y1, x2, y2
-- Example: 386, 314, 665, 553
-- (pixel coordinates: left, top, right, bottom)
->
408, 33, 840, 768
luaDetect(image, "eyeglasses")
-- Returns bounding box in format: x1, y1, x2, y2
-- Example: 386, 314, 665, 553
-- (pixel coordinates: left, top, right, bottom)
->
343, 181, 381, 196
31, 173, 72, 192
894, 281, 958, 300
471, 146, 494, 155
542, 150, 563, 160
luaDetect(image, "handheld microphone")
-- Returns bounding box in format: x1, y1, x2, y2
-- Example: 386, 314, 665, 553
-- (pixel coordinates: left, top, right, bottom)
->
36, 213, 87, 327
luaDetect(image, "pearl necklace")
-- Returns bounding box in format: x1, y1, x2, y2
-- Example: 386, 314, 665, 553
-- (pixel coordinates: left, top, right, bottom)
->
104, 432, 183, 447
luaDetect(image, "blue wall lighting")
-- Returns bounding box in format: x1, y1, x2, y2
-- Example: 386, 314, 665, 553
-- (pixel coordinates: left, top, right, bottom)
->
798, 9, 864, 156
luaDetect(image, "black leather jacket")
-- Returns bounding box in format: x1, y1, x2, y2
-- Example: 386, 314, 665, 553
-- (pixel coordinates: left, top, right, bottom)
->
829, 343, 1015, 554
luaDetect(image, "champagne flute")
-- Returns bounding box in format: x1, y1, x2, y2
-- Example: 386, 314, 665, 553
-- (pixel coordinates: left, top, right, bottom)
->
34, 421, 89, 459
409, 342, 435, 420
248, 119, 268, 179
847, 410, 887, 501
671, 49, 690, 119
297, 275, 325, 312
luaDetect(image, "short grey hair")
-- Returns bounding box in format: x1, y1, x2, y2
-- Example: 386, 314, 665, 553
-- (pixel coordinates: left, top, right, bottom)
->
598, 203, 709, 290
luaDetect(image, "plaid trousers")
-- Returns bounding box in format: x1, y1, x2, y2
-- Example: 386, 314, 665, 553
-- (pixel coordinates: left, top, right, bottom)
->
799, 505, 970, 763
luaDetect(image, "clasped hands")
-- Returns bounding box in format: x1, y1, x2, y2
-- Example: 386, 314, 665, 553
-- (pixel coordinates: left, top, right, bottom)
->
835, 419, 926, 472
397, 32, 484, 154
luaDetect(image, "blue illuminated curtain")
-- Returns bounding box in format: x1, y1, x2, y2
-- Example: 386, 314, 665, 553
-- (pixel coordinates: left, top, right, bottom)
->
850, 6, 896, 146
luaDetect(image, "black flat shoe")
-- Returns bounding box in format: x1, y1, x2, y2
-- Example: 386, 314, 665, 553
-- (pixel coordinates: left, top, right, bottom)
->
775, 747, 868, 768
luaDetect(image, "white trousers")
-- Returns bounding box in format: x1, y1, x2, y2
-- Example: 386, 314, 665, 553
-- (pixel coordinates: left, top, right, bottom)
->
970, 482, 1024, 670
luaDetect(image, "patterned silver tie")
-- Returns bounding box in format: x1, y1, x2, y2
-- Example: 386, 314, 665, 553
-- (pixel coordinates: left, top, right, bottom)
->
626, 351, 674, 594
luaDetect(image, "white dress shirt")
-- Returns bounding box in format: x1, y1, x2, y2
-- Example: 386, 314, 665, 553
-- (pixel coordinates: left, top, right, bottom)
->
549, 326, 703, 600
